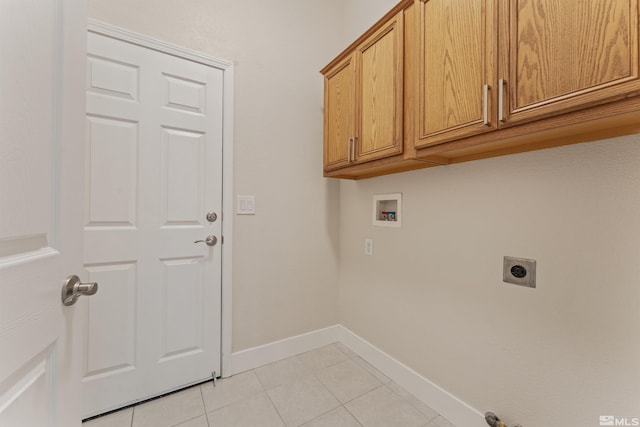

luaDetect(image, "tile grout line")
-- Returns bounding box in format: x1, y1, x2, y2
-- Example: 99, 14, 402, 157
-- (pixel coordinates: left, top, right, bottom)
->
255, 367, 291, 427
262, 379, 288, 427
299, 349, 384, 426
302, 370, 344, 425
260, 345, 352, 426
342, 404, 365, 427
252, 367, 269, 391
252, 365, 288, 427
170, 414, 206, 427
197, 385, 210, 427
385, 382, 444, 425
311, 362, 383, 407
201, 371, 266, 419
299, 345, 360, 423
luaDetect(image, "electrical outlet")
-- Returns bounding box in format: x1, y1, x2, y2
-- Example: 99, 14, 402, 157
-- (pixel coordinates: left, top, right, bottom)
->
503, 256, 536, 288
364, 238, 373, 256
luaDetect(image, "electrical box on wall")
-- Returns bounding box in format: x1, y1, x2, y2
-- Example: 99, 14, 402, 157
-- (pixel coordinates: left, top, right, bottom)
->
373, 193, 401, 228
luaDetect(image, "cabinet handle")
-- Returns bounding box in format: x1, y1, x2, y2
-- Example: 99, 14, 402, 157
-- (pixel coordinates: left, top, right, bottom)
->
498, 79, 506, 122
348, 138, 353, 162
483, 84, 490, 125
352, 137, 357, 162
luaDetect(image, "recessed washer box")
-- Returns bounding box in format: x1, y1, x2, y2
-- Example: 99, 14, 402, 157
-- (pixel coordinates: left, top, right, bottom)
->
372, 193, 401, 228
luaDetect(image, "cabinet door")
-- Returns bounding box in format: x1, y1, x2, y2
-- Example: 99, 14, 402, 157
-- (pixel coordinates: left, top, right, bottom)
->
324, 54, 356, 171
501, 0, 640, 126
415, 0, 497, 148
355, 11, 404, 162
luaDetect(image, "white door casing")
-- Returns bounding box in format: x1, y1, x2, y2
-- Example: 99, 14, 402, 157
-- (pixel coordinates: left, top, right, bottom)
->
0, 1, 87, 427
83, 28, 231, 417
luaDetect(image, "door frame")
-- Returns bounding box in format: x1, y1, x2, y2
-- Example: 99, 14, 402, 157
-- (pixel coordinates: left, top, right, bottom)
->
87, 20, 235, 378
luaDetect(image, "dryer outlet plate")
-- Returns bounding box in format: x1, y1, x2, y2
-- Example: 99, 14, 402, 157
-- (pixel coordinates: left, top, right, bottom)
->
503, 256, 536, 288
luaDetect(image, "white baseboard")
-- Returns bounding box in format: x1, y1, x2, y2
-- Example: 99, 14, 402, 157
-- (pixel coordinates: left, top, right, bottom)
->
336, 325, 485, 427
229, 325, 342, 375
230, 324, 484, 427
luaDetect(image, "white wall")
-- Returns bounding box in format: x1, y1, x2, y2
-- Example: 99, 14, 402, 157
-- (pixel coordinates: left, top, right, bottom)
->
339, 138, 640, 426
87, 0, 344, 352
338, 2, 640, 427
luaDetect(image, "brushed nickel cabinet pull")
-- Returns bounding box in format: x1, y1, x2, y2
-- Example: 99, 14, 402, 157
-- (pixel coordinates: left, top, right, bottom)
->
498, 79, 506, 122
348, 138, 354, 162
483, 84, 490, 125
352, 137, 357, 161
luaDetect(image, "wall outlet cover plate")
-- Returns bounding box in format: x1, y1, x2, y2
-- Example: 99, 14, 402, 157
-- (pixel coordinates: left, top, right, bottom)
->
364, 238, 373, 256
503, 256, 536, 288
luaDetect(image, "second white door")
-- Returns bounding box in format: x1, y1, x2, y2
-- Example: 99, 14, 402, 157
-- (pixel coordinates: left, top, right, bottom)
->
83, 32, 224, 417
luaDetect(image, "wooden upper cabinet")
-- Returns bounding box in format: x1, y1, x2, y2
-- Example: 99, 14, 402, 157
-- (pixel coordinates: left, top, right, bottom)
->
412, 0, 640, 147
323, 54, 356, 171
322, 7, 408, 174
323, 0, 640, 179
355, 12, 404, 163
500, 0, 640, 126
415, 0, 497, 149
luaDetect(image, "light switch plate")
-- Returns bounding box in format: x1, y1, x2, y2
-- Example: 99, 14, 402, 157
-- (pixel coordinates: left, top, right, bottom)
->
236, 195, 255, 215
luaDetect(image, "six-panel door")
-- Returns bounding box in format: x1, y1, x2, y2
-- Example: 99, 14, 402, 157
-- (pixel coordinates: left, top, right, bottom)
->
83, 32, 224, 417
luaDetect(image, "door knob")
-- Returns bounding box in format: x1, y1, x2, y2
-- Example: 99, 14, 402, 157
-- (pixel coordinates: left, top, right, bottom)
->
61, 275, 98, 306
194, 235, 217, 246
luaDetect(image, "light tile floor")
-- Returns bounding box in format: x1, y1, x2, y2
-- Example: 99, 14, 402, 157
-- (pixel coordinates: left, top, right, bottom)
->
83, 343, 456, 427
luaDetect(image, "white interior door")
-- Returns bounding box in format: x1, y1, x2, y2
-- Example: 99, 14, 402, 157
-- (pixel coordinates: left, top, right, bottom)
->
0, 1, 87, 426
83, 32, 224, 417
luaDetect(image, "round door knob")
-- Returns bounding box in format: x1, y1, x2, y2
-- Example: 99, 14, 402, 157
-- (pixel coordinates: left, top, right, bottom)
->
206, 211, 217, 222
